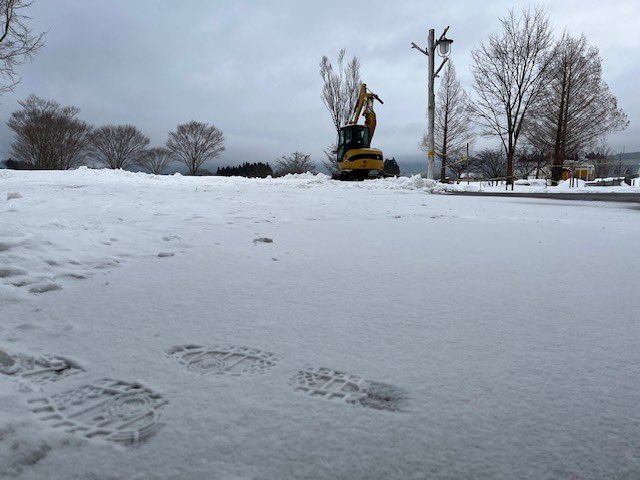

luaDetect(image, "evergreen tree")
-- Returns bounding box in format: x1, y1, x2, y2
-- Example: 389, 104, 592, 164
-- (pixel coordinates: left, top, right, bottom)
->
216, 162, 273, 178
383, 157, 400, 176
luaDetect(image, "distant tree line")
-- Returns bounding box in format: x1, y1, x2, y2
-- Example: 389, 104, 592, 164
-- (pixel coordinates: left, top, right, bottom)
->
4, 95, 226, 175
2, 91, 335, 178
449, 145, 634, 185
217, 162, 273, 178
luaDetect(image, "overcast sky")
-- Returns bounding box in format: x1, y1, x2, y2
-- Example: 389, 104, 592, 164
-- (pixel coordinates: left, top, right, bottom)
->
0, 0, 638, 167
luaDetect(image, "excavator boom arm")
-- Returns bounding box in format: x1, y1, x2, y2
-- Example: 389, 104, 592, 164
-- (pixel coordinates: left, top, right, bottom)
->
352, 84, 368, 124
351, 83, 383, 124
351, 83, 383, 139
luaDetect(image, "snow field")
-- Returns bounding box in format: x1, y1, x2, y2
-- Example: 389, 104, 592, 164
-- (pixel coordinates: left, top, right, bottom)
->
1, 168, 639, 479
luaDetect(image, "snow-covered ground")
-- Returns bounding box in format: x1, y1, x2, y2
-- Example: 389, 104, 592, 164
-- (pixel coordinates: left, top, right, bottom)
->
1, 168, 639, 480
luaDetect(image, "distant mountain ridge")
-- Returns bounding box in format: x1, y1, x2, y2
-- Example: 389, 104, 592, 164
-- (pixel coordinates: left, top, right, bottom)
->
608, 151, 640, 162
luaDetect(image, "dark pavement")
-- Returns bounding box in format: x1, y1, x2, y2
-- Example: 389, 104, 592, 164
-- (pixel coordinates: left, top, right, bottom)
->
445, 191, 640, 203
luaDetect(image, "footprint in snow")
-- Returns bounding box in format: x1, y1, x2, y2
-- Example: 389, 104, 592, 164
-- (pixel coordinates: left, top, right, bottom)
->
55, 272, 87, 280
28, 378, 167, 445
166, 345, 280, 377
0, 266, 28, 278
0, 349, 14, 368
10, 276, 36, 288
0, 350, 84, 392
93, 258, 121, 269
28, 282, 62, 294
290, 366, 405, 412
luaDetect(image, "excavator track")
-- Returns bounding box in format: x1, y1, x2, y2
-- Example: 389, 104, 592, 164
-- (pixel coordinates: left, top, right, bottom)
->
331, 171, 393, 181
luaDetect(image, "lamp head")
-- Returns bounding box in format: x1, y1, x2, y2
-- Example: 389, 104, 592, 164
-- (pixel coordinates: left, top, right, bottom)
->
437, 37, 453, 57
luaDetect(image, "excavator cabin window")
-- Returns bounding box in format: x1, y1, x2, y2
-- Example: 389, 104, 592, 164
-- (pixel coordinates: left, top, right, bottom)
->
337, 125, 370, 162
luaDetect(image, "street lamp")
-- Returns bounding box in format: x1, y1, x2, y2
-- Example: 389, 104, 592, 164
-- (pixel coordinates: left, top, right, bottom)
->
411, 26, 453, 180
437, 36, 453, 58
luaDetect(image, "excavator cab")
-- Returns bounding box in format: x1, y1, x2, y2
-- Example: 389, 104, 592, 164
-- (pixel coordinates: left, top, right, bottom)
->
337, 124, 371, 163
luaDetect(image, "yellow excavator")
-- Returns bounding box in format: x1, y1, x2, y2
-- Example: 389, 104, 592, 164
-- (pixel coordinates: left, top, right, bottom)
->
332, 83, 385, 180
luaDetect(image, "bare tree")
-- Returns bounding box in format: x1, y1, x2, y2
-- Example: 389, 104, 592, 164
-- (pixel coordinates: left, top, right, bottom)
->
320, 48, 361, 173
166, 121, 225, 175
470, 6, 553, 187
585, 145, 612, 178
472, 148, 507, 185
525, 34, 629, 183
88, 124, 149, 170
275, 151, 316, 176
608, 149, 635, 178
446, 154, 475, 181
0, 0, 44, 95
515, 146, 548, 179
137, 147, 173, 175
7, 94, 91, 169
321, 144, 339, 174
420, 62, 473, 181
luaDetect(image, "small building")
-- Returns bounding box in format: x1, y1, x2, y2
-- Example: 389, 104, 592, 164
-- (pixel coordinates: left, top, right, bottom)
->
561, 161, 595, 181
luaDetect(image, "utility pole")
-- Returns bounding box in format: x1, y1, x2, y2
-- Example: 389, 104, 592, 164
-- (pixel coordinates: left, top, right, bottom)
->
466, 142, 470, 185
412, 27, 453, 180
427, 29, 435, 180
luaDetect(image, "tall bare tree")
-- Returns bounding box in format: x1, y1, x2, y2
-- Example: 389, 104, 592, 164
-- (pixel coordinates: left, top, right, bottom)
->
525, 34, 628, 183
470, 6, 553, 187
420, 62, 473, 181
320, 48, 361, 173
0, 0, 44, 95
88, 124, 150, 170
166, 121, 225, 175
7, 94, 92, 169
274, 151, 316, 176
137, 147, 173, 175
